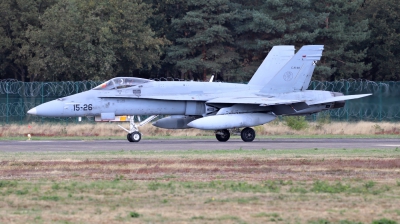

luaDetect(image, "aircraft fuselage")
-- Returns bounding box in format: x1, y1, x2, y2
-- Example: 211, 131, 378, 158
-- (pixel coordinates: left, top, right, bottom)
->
28, 80, 342, 118
27, 45, 371, 142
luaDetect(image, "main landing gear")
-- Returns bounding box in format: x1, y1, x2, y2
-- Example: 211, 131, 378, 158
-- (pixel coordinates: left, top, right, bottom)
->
215, 129, 230, 142
215, 127, 256, 142
118, 115, 158, 143
240, 127, 256, 142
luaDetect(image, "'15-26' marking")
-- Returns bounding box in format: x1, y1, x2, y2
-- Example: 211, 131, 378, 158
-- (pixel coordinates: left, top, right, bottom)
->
73, 104, 93, 111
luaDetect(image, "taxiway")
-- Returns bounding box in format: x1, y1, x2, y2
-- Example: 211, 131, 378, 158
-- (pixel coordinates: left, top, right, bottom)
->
1, 138, 399, 152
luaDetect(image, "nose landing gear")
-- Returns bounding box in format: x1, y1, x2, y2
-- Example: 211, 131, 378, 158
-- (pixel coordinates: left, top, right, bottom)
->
119, 115, 158, 143
127, 131, 142, 142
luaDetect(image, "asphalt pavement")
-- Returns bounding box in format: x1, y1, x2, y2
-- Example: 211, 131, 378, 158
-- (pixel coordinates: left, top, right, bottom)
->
1, 138, 399, 152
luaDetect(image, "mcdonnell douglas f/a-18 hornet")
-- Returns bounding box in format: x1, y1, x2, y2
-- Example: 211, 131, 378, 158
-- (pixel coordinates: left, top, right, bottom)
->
28, 45, 371, 142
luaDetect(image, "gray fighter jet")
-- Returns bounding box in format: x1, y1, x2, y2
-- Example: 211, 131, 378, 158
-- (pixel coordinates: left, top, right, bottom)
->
27, 45, 371, 142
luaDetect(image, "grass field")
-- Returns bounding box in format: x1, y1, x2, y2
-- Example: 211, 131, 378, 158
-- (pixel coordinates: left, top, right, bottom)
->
1, 121, 400, 140
1, 148, 400, 223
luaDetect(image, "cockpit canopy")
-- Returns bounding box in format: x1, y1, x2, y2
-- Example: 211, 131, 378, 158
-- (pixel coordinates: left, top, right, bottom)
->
93, 77, 152, 90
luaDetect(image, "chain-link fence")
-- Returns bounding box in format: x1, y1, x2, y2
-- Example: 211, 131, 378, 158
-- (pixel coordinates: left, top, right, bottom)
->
0, 80, 102, 123
309, 80, 394, 122
0, 79, 396, 123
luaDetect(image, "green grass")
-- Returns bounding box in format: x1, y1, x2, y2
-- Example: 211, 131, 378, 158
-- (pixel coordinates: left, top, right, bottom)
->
205, 196, 259, 204
147, 181, 281, 193
129, 211, 140, 218
1, 147, 400, 161
0, 179, 398, 223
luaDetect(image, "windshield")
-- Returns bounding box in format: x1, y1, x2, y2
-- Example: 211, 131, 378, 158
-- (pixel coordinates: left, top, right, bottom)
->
93, 77, 151, 90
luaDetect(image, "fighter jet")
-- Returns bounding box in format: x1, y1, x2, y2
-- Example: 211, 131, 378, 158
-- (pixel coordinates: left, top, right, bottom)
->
27, 45, 371, 142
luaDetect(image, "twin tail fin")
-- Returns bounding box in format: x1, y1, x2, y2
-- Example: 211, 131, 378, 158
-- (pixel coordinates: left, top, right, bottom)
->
260, 45, 324, 94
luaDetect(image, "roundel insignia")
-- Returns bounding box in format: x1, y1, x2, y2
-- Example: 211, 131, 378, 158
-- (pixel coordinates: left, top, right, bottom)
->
283, 71, 294, 81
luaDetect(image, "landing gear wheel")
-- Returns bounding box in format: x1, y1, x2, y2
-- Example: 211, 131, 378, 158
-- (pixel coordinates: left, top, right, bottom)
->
216, 129, 230, 142
131, 131, 141, 142
127, 132, 141, 142
241, 127, 255, 142
127, 133, 134, 142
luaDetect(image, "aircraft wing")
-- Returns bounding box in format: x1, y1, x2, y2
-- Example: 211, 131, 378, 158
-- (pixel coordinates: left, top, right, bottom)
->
207, 93, 372, 106
101, 94, 371, 107
206, 97, 304, 106
307, 94, 372, 105
101, 95, 304, 106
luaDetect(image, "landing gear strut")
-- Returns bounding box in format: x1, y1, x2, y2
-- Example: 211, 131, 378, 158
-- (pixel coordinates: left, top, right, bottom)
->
119, 115, 157, 143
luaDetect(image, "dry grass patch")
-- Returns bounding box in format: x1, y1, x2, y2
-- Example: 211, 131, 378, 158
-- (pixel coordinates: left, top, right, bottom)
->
2, 121, 400, 138
2, 157, 400, 182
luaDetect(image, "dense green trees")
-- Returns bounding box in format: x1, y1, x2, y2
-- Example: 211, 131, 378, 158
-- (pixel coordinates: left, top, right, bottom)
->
361, 0, 400, 81
231, 0, 328, 81
312, 0, 370, 81
165, 0, 238, 81
27, 0, 166, 81
0, 0, 56, 81
0, 0, 399, 82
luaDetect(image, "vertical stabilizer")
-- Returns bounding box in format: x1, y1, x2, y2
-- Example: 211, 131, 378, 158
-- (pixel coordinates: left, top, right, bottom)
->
260, 45, 324, 94
248, 46, 295, 86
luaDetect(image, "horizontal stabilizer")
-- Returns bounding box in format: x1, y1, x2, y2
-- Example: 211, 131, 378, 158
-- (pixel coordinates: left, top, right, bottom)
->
292, 102, 309, 111
308, 94, 372, 105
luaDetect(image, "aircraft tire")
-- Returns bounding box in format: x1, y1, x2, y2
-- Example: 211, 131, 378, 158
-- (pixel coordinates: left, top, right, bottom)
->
131, 131, 142, 142
241, 127, 255, 142
216, 129, 230, 142
127, 133, 134, 142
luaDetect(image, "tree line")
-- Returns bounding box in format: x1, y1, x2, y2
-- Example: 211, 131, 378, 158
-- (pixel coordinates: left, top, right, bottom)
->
1, 0, 399, 82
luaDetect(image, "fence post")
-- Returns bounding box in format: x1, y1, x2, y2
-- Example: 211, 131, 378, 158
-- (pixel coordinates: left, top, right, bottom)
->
6, 82, 9, 124
41, 82, 44, 104
312, 81, 316, 122
76, 82, 79, 123
41, 82, 44, 123
379, 82, 382, 122
20, 97, 22, 123
345, 81, 349, 122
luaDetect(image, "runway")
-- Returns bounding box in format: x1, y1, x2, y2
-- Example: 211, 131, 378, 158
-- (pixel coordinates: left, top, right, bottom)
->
1, 138, 400, 152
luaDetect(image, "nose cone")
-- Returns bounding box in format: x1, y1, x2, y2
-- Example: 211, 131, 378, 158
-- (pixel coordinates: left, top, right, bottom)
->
27, 100, 64, 117
27, 108, 37, 115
